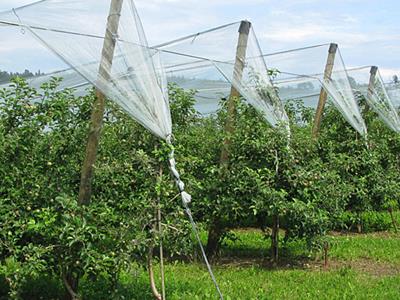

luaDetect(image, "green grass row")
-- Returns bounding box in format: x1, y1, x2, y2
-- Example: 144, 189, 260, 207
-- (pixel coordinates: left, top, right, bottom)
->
129, 230, 400, 299
4, 229, 399, 299
124, 263, 400, 300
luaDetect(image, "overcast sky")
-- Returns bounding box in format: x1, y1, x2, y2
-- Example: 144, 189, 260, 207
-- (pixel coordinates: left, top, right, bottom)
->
0, 0, 398, 81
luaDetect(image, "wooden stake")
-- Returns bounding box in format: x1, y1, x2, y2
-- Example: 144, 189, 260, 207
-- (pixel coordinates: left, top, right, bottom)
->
148, 165, 165, 300
323, 241, 329, 269
157, 166, 166, 300
78, 0, 124, 205
206, 21, 251, 258
364, 66, 378, 114
368, 66, 378, 97
388, 207, 398, 233
148, 243, 162, 300
312, 43, 338, 138
220, 20, 251, 168
271, 150, 279, 264
271, 214, 279, 264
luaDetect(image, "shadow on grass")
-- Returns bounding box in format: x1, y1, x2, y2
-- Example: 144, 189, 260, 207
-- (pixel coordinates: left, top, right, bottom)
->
205, 228, 316, 271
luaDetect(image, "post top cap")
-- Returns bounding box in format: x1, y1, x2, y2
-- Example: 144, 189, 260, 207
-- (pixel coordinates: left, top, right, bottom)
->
239, 20, 251, 34
329, 43, 338, 53
370, 66, 378, 74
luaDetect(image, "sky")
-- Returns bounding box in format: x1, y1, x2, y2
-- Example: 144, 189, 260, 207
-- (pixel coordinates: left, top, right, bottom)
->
0, 0, 398, 81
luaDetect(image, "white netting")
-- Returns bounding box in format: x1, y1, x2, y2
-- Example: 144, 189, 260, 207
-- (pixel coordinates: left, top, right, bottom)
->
0, 3, 230, 296
160, 50, 231, 115
347, 66, 400, 132
0, 0, 172, 140
385, 83, 400, 108
0, 61, 228, 116
263, 44, 367, 135
0, 20, 289, 125
157, 22, 290, 130
0, 1, 368, 137
0, 21, 67, 75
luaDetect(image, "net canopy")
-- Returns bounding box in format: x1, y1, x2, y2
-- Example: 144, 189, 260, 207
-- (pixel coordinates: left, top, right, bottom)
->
347, 66, 400, 133
156, 21, 290, 130
0, 53, 227, 115
0, 0, 172, 140
385, 83, 400, 108
263, 44, 367, 136
0, 1, 225, 296
0, 1, 374, 138
0, 16, 289, 130
0, 24, 68, 76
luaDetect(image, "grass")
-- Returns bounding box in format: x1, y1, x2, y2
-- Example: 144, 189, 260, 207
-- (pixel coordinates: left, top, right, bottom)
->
80, 229, 400, 300
329, 232, 400, 264
122, 264, 400, 300
3, 229, 400, 299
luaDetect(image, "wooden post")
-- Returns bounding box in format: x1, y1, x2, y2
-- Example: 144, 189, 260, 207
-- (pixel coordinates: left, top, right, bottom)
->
388, 207, 398, 233
206, 21, 251, 257
157, 166, 166, 300
78, 0, 124, 205
323, 241, 329, 269
364, 66, 378, 113
148, 243, 162, 300
312, 43, 338, 138
220, 20, 251, 168
148, 165, 165, 300
368, 66, 378, 98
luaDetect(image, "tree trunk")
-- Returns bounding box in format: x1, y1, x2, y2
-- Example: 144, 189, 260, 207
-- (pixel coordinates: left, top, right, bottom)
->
148, 245, 162, 300
206, 221, 224, 258
323, 241, 329, 269
271, 214, 279, 264
356, 223, 362, 233
63, 273, 79, 300
388, 208, 398, 233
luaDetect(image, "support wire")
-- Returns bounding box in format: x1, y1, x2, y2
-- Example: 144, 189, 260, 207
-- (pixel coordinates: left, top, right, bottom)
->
166, 136, 223, 300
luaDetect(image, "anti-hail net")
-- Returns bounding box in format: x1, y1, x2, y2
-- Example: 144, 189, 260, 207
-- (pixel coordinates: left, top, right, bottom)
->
386, 83, 400, 108
0, 1, 223, 298
263, 44, 367, 136
0, 0, 172, 140
155, 21, 290, 132
347, 66, 400, 133
0, 21, 367, 137
0, 20, 290, 128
